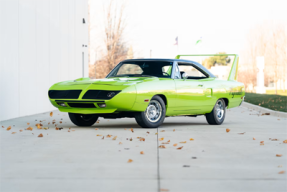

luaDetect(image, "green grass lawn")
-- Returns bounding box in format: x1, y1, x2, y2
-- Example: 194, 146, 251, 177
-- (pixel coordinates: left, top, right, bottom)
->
245, 93, 287, 112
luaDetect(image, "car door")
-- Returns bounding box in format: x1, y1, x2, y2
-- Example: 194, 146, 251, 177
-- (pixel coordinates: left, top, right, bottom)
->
173, 62, 210, 114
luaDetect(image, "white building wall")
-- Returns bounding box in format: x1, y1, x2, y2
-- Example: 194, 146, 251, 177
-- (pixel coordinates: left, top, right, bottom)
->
0, 0, 89, 121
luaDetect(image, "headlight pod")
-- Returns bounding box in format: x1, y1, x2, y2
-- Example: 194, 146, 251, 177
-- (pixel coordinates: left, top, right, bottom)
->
82, 90, 121, 100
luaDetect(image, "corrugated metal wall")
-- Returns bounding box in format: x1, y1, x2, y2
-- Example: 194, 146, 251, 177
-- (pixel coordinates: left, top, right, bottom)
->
0, 0, 89, 121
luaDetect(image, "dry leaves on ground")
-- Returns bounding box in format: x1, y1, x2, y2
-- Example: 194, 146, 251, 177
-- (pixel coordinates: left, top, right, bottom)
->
27, 123, 30, 125
60, 121, 62, 124
12, 132, 16, 134
173, 143, 177, 147
119, 142, 122, 145
238, 132, 245, 135
55, 127, 59, 130
102, 136, 104, 139
72, 130, 75, 131
140, 151, 144, 154
97, 134, 102, 136
162, 142, 169, 144
276, 154, 283, 157
147, 131, 149, 134
167, 140, 170, 142
38, 133, 43, 137
173, 129, 175, 132
160, 130, 165, 132
95, 128, 98, 130
226, 128, 230, 133
139, 138, 145, 141
19, 130, 23, 132
278, 171, 285, 174
131, 128, 134, 133
177, 146, 183, 150
180, 141, 186, 143
159, 137, 164, 141
50, 112, 53, 117
2, 126, 4, 128
127, 159, 133, 163
190, 138, 194, 141
159, 145, 166, 148
107, 134, 112, 138
155, 133, 158, 135
26, 127, 33, 131
6, 126, 11, 131
283, 140, 287, 143
44, 127, 48, 130
113, 136, 117, 140
253, 137, 256, 140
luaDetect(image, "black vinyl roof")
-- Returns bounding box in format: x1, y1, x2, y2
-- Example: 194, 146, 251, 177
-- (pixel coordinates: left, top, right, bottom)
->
121, 58, 216, 78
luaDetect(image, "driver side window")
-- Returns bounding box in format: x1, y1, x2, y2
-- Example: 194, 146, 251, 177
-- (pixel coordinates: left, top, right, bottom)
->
178, 63, 207, 79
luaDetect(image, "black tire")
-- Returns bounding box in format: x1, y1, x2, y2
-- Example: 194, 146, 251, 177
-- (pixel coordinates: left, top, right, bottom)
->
134, 95, 166, 128
205, 99, 226, 125
68, 113, 99, 126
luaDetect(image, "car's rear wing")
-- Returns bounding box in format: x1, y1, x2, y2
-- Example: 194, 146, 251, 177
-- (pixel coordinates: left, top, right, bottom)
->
175, 54, 239, 81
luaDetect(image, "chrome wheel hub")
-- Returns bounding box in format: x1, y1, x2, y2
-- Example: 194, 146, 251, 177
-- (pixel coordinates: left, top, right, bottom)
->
215, 100, 224, 120
145, 100, 162, 123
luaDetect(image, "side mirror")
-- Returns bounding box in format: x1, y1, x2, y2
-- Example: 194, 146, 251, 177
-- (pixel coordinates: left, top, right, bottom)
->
182, 72, 188, 81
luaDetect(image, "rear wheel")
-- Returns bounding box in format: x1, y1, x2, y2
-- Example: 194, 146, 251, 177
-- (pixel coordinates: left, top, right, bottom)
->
68, 113, 98, 126
135, 96, 166, 128
205, 99, 226, 125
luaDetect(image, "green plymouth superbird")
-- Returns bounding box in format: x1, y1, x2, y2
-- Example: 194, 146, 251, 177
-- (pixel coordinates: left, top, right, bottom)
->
48, 54, 244, 128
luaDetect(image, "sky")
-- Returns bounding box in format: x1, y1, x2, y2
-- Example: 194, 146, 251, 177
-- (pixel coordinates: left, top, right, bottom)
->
89, 0, 287, 63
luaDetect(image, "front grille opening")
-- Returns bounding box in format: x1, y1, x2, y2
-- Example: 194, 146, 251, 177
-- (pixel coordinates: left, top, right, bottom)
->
49, 90, 82, 99
67, 103, 96, 108
83, 90, 120, 99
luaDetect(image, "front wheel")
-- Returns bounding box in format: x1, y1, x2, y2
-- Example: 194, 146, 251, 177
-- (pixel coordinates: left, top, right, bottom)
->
134, 96, 166, 128
205, 99, 226, 125
68, 113, 99, 126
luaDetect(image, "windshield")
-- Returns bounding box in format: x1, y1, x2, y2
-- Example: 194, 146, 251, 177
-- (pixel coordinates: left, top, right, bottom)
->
107, 61, 173, 78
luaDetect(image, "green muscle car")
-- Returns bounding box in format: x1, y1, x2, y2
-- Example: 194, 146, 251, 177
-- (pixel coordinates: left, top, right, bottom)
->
48, 54, 245, 128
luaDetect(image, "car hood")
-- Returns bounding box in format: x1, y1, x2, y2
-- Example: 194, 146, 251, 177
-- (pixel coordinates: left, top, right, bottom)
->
50, 77, 159, 90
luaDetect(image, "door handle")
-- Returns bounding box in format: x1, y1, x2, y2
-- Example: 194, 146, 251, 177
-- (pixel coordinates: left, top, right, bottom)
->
198, 84, 203, 87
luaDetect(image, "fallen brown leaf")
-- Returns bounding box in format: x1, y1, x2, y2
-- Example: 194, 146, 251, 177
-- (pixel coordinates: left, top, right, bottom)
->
38, 133, 43, 137
27, 123, 30, 125
253, 137, 256, 140
68, 130, 70, 132
113, 136, 117, 140
167, 140, 170, 142
189, 138, 194, 141
173, 129, 175, 132
52, 122, 55, 124
173, 143, 177, 146
147, 131, 150, 134
160, 130, 165, 132
131, 128, 134, 133
19, 130, 23, 132
26, 127, 33, 131
55, 127, 59, 130
260, 141, 264, 144
127, 159, 133, 163
50, 112, 53, 117
72, 130, 75, 131
2, 126, 4, 128
177, 146, 183, 150
12, 132, 16, 134
278, 171, 285, 174
119, 142, 122, 145
95, 128, 98, 130
130, 138, 133, 141
97, 134, 102, 136
271, 139, 279, 141
102, 136, 104, 139
159, 137, 164, 141
283, 140, 287, 143
238, 132, 246, 135
140, 151, 144, 154
155, 133, 158, 135
107, 134, 112, 138
6, 126, 11, 131
139, 138, 145, 141
276, 154, 283, 157
59, 121, 62, 124
226, 128, 230, 133
159, 145, 166, 148
43, 127, 48, 130
124, 128, 127, 130
180, 141, 186, 143
162, 142, 169, 144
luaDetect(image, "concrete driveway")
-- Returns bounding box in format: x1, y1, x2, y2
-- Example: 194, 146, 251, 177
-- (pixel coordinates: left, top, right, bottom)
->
1, 106, 286, 192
